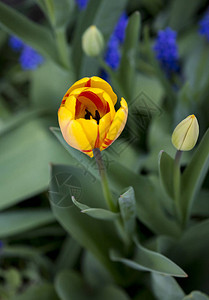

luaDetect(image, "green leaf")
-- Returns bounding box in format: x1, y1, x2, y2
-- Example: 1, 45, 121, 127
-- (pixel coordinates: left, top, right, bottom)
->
82, 251, 114, 287
72, 196, 119, 220
118, 11, 140, 101
51, 128, 180, 237
168, 0, 206, 31
158, 151, 175, 200
118, 187, 136, 236
15, 283, 59, 300
110, 239, 187, 277
0, 1, 59, 64
151, 273, 185, 300
0, 118, 73, 210
181, 129, 209, 223
0, 210, 54, 238
55, 270, 130, 300
170, 219, 209, 263
37, 0, 75, 29
30, 60, 75, 111
183, 291, 209, 300
55, 237, 81, 272
72, 0, 128, 77
49, 164, 127, 284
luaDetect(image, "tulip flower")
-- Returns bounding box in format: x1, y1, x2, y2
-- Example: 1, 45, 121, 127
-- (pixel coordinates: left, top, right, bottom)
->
58, 76, 128, 157
172, 114, 199, 151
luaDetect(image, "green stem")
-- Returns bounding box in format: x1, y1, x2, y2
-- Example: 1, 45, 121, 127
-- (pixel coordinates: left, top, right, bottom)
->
173, 150, 183, 225
93, 148, 117, 212
93, 148, 134, 249
55, 29, 70, 69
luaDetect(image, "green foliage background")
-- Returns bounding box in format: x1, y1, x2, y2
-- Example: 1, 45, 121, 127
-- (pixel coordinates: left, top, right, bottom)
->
0, 0, 208, 299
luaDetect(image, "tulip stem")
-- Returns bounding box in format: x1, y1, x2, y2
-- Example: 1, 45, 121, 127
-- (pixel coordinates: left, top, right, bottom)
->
174, 150, 183, 226
93, 148, 117, 212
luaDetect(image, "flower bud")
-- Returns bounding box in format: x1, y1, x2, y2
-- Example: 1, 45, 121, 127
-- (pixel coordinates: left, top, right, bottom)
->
172, 114, 199, 151
82, 25, 104, 57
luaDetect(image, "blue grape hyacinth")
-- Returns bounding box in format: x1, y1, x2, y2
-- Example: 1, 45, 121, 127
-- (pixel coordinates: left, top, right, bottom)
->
114, 12, 128, 44
9, 36, 24, 52
105, 35, 121, 70
20, 45, 44, 70
153, 27, 179, 76
9, 35, 44, 70
199, 11, 209, 41
102, 12, 128, 81
76, 0, 88, 10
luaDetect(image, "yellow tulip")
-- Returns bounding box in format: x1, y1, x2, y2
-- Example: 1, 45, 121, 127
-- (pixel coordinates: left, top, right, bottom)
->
171, 114, 199, 151
58, 76, 128, 157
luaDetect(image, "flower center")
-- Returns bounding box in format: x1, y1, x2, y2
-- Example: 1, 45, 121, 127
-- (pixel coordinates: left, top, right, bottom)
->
84, 109, 101, 124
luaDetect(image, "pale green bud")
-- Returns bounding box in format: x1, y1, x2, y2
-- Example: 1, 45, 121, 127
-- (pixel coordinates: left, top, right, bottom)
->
172, 114, 199, 151
82, 25, 104, 57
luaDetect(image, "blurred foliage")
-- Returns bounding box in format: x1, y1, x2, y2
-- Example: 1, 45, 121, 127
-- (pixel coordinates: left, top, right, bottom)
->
0, 0, 208, 299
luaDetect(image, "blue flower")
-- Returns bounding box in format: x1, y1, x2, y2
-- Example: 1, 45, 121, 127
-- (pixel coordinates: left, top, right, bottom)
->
76, 0, 89, 10
101, 12, 128, 80
199, 11, 209, 41
153, 27, 179, 76
19, 45, 44, 70
9, 35, 44, 70
113, 12, 128, 44
9, 36, 24, 52
0, 240, 3, 250
105, 35, 121, 70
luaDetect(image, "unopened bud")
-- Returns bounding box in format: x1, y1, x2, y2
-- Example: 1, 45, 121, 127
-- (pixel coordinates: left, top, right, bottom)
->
172, 114, 199, 151
82, 25, 104, 57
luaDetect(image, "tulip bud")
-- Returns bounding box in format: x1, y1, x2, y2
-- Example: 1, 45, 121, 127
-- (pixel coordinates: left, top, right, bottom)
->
82, 25, 104, 57
172, 114, 199, 151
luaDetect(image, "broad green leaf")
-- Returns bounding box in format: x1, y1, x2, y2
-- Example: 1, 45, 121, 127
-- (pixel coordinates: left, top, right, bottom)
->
110, 239, 187, 277
118, 187, 136, 236
151, 273, 185, 300
72, 196, 119, 220
0, 118, 73, 210
55, 270, 89, 300
2, 245, 53, 270
0, 210, 54, 238
49, 164, 128, 284
51, 128, 181, 237
37, 0, 75, 29
72, 0, 128, 77
158, 151, 175, 200
55, 237, 81, 272
183, 291, 209, 300
192, 189, 209, 217
181, 129, 209, 223
30, 60, 75, 111
168, 0, 207, 30
118, 11, 140, 101
55, 270, 130, 300
169, 219, 209, 263
15, 283, 59, 300
0, 1, 59, 63
82, 251, 114, 287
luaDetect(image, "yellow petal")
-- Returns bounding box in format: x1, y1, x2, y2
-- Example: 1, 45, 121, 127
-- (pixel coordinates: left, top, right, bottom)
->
76, 118, 98, 149
58, 107, 73, 132
64, 77, 91, 96
100, 98, 128, 150
90, 76, 117, 105
64, 120, 95, 157
98, 112, 112, 147
64, 95, 77, 117
172, 114, 199, 151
